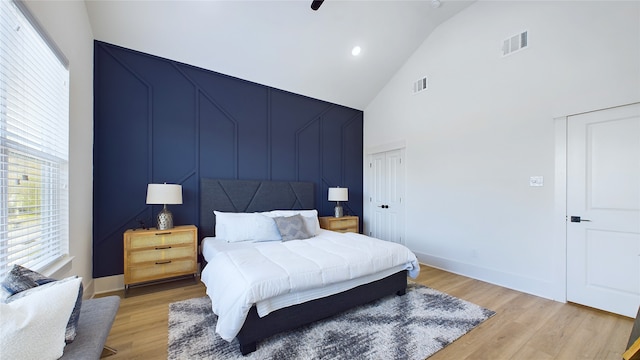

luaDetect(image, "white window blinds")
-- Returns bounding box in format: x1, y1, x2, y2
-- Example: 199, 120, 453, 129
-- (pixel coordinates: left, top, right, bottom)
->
0, 0, 69, 275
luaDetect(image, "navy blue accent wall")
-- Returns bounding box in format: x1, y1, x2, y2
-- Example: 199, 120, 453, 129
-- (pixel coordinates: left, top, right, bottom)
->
93, 41, 363, 278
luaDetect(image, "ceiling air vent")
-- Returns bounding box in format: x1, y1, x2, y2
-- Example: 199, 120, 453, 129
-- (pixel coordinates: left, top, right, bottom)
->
413, 76, 428, 94
502, 30, 528, 57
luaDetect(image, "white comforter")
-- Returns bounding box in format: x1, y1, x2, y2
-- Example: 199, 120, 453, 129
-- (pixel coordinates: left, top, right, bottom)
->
200, 230, 420, 341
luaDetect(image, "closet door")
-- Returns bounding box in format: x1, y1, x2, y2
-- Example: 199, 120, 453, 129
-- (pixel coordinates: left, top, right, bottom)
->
368, 149, 405, 244
566, 103, 640, 317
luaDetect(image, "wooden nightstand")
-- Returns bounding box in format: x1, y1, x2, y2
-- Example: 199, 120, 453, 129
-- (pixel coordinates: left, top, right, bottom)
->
319, 216, 359, 233
124, 225, 198, 291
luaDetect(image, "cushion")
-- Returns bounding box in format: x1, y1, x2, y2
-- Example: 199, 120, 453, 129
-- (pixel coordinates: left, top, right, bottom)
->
3, 265, 83, 343
1, 264, 55, 294
0, 276, 82, 360
273, 214, 314, 241
214, 211, 282, 242
262, 209, 321, 236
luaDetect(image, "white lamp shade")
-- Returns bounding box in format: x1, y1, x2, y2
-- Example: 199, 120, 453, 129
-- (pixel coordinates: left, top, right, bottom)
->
146, 183, 183, 205
328, 187, 348, 202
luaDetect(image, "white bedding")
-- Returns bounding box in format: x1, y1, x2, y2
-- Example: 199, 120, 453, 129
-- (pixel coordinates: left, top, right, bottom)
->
200, 229, 420, 341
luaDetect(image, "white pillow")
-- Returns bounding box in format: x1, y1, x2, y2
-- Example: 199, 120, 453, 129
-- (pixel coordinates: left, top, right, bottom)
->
0, 276, 82, 360
214, 211, 282, 242
262, 209, 321, 236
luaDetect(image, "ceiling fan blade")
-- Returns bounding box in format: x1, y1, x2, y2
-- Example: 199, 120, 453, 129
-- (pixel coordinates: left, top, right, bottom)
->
311, 0, 324, 11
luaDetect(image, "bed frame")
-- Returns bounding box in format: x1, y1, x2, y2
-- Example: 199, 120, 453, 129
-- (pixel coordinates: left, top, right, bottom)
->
199, 178, 408, 355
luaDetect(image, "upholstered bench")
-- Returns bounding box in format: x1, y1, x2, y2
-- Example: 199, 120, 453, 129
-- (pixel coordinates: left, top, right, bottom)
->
60, 296, 120, 360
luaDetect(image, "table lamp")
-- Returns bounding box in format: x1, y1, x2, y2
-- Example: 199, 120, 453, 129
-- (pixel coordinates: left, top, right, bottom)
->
146, 183, 182, 230
328, 187, 348, 218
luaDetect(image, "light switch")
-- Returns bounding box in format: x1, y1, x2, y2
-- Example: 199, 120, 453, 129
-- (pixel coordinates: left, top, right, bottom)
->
529, 176, 544, 187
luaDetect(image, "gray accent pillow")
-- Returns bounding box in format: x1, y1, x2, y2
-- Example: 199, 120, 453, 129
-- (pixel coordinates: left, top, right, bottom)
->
1, 264, 55, 294
2, 265, 83, 344
274, 214, 314, 241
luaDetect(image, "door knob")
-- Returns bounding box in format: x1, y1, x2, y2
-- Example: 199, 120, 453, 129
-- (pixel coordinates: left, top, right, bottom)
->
570, 216, 592, 223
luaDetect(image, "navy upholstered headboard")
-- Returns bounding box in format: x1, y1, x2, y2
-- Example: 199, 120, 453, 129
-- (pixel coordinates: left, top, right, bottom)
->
199, 178, 315, 238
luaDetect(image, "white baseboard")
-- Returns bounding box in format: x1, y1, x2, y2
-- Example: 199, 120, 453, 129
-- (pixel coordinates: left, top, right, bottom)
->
414, 251, 564, 302
84, 278, 95, 299
93, 274, 124, 294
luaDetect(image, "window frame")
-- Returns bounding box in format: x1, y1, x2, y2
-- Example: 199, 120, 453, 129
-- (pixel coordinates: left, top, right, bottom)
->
0, 0, 70, 276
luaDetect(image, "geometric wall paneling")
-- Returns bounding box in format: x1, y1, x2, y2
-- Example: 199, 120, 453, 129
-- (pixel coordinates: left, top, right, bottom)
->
93, 41, 363, 278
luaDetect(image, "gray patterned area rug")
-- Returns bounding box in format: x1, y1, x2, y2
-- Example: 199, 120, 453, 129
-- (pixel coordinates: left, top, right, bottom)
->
168, 283, 495, 360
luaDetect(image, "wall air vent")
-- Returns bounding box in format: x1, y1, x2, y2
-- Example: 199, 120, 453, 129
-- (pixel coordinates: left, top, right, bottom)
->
413, 76, 428, 94
502, 30, 528, 57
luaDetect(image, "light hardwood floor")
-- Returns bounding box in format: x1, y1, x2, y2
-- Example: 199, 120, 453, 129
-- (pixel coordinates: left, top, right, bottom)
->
97, 265, 634, 359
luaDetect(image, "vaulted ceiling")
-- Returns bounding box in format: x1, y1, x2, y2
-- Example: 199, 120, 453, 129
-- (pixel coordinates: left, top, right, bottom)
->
85, 0, 474, 110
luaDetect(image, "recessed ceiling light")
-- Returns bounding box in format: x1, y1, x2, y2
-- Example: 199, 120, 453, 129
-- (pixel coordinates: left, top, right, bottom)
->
351, 46, 361, 56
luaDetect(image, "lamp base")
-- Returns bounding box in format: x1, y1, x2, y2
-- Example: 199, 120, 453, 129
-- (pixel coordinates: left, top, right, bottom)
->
156, 205, 174, 230
334, 204, 343, 218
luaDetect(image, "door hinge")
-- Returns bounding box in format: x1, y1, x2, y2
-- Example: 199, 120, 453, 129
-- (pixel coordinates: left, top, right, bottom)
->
369, 163, 372, 168
369, 197, 372, 202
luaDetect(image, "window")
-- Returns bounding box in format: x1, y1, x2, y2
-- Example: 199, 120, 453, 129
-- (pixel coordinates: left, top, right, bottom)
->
0, 0, 69, 275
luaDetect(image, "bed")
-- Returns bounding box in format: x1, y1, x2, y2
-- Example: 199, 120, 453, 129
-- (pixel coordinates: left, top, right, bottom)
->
198, 178, 420, 355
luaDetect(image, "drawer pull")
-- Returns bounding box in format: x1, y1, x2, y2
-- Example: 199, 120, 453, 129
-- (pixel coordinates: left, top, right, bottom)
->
155, 246, 172, 250
155, 260, 172, 265
155, 232, 172, 235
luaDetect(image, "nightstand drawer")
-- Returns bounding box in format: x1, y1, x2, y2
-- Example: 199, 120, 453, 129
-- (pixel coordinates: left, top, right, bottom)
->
331, 218, 357, 230
127, 230, 194, 249
127, 245, 195, 265
319, 216, 359, 233
126, 259, 197, 283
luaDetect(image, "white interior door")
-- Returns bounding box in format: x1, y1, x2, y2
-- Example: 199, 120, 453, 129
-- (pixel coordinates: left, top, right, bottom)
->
368, 149, 404, 244
566, 103, 640, 318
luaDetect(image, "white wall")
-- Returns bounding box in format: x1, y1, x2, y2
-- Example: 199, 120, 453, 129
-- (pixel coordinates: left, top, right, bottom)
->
23, 1, 95, 296
364, 1, 640, 301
